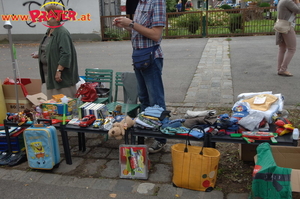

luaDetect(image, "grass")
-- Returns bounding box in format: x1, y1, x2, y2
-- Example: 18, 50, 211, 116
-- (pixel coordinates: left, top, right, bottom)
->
0, 38, 9, 44
209, 105, 300, 196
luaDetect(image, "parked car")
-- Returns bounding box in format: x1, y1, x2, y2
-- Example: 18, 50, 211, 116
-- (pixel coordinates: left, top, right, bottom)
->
79, 115, 96, 127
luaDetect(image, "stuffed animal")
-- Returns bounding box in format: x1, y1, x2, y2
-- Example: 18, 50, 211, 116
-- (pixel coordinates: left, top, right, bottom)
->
108, 116, 135, 140
112, 104, 123, 117
274, 118, 294, 136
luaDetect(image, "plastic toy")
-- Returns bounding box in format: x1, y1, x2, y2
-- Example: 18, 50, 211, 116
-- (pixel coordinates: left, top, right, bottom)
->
274, 118, 294, 136
79, 115, 96, 127
242, 131, 275, 140
93, 119, 104, 128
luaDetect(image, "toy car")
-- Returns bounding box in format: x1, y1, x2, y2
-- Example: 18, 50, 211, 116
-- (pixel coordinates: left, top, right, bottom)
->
93, 119, 104, 128
79, 115, 96, 127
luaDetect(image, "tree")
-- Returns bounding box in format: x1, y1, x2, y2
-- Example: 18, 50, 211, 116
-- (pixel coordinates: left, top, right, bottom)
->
166, 0, 177, 12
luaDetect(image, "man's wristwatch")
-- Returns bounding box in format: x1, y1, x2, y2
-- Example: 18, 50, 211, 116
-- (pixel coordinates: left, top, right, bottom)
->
129, 21, 135, 28
56, 69, 63, 72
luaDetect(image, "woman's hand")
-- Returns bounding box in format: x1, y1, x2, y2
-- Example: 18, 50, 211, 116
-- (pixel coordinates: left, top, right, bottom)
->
55, 71, 62, 83
31, 51, 38, 59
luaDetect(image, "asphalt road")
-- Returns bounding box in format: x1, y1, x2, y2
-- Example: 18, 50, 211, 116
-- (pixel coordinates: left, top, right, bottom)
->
0, 38, 207, 104
1, 35, 300, 107
230, 35, 300, 106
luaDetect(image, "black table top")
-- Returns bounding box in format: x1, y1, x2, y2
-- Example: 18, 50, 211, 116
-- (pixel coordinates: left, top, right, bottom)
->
130, 127, 297, 146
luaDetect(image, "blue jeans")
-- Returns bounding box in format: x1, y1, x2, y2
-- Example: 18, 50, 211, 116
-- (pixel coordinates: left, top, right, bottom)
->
134, 58, 166, 111
134, 58, 166, 144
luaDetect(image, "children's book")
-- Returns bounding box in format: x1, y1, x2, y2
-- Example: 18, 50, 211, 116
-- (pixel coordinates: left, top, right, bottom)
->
119, 145, 149, 179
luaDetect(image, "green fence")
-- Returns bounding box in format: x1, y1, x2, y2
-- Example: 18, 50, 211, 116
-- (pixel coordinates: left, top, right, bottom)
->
101, 7, 299, 41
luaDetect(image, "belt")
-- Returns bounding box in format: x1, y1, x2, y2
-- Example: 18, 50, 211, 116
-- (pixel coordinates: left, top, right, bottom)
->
133, 45, 160, 51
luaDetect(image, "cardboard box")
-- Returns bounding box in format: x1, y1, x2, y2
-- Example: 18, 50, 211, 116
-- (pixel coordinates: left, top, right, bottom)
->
2, 79, 47, 112
239, 144, 258, 162
271, 146, 300, 192
42, 98, 77, 119
254, 146, 300, 192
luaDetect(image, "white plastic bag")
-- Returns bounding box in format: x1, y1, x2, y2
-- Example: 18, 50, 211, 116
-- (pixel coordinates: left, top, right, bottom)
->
76, 77, 85, 90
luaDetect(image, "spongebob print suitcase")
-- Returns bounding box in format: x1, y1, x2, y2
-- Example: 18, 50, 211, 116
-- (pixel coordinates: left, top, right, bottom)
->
24, 119, 60, 170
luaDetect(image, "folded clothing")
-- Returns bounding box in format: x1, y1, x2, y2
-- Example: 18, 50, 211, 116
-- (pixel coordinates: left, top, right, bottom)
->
161, 119, 185, 128
238, 111, 265, 131
183, 115, 217, 128
136, 116, 162, 130
184, 110, 217, 119
144, 105, 164, 118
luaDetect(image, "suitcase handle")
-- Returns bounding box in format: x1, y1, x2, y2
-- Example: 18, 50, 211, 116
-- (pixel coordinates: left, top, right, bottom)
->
37, 119, 52, 125
34, 124, 44, 127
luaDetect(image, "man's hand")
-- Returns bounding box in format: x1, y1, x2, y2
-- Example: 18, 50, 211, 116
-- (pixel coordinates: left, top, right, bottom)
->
112, 17, 131, 29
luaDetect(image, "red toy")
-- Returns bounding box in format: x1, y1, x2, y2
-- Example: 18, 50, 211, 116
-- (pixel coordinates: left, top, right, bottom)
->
274, 118, 294, 136
242, 131, 275, 140
79, 115, 96, 127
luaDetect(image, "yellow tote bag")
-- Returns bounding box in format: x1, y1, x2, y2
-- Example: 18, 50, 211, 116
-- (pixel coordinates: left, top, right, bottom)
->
171, 130, 220, 192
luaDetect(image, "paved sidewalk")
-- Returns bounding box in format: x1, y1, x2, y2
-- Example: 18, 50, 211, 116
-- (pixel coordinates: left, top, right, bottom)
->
184, 38, 233, 108
0, 38, 252, 199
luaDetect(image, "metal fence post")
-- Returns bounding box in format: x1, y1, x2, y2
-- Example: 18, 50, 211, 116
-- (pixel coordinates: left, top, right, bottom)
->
202, 15, 206, 37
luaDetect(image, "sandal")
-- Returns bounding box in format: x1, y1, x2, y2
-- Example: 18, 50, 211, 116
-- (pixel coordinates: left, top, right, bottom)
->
278, 71, 293, 76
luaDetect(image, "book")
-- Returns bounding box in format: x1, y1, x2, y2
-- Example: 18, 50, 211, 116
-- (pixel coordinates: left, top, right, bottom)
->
92, 104, 101, 119
119, 144, 149, 179
85, 103, 96, 117
68, 118, 81, 126
99, 104, 109, 119
78, 102, 91, 119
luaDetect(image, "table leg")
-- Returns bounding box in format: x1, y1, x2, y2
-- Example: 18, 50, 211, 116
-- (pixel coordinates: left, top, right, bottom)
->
78, 132, 86, 152
81, 133, 86, 152
137, 136, 144, 144
4, 122, 12, 154
131, 134, 135, 145
124, 129, 128, 144
293, 140, 298, 146
78, 132, 82, 151
60, 125, 72, 165
211, 142, 216, 148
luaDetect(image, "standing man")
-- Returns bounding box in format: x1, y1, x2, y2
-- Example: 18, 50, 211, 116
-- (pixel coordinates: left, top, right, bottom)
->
113, 0, 167, 153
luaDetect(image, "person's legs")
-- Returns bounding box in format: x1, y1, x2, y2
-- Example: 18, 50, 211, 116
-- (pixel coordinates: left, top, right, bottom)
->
277, 41, 286, 72
134, 68, 150, 111
134, 58, 166, 111
134, 58, 167, 152
278, 29, 296, 73
141, 58, 166, 109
